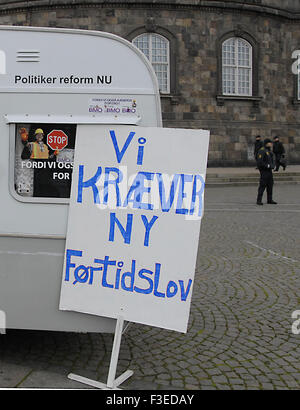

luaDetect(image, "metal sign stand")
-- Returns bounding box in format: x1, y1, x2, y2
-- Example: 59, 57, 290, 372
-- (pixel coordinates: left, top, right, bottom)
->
68, 316, 133, 390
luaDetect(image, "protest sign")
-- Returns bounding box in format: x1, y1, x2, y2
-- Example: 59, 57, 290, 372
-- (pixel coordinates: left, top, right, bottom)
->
59, 125, 209, 333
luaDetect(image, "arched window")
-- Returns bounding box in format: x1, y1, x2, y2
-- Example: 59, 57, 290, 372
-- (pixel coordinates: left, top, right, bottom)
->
222, 37, 252, 96
133, 33, 170, 94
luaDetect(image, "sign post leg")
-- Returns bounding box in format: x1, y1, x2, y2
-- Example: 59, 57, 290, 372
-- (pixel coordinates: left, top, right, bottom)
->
107, 315, 124, 388
68, 316, 133, 389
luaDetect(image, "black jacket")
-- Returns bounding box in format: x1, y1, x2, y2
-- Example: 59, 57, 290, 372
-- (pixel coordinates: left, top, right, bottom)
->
273, 141, 285, 156
256, 147, 274, 171
254, 140, 263, 158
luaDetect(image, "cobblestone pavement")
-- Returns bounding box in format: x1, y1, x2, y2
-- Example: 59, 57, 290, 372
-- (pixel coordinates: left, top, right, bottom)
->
0, 184, 300, 389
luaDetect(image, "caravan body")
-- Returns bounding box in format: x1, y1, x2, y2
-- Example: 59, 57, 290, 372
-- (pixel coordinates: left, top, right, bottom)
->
0, 26, 162, 332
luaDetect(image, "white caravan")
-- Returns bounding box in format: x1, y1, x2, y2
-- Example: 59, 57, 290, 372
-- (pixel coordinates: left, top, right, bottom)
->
0, 26, 162, 333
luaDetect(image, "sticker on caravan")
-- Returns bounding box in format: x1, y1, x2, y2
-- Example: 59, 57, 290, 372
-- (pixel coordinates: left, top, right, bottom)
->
47, 130, 68, 151
88, 97, 138, 115
14, 123, 76, 199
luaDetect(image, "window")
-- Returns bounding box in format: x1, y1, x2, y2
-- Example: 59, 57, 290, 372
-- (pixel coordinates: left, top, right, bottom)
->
133, 33, 170, 94
292, 55, 300, 104
14, 123, 76, 200
222, 37, 252, 96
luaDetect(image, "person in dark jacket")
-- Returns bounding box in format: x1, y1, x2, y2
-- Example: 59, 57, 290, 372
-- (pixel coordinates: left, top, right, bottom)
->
254, 135, 263, 160
256, 138, 277, 205
273, 136, 286, 171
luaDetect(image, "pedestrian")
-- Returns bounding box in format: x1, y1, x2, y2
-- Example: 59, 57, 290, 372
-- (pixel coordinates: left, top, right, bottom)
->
254, 135, 263, 161
273, 136, 286, 171
256, 138, 277, 205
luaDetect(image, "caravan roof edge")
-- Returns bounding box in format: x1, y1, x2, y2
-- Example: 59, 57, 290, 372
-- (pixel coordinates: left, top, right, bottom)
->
0, 25, 160, 91
0, 25, 163, 127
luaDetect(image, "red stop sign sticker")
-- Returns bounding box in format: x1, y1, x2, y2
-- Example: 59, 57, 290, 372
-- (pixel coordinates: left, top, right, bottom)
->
47, 130, 68, 151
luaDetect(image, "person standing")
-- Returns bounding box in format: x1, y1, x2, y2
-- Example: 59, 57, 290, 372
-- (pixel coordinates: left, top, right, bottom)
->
256, 138, 277, 205
273, 136, 286, 171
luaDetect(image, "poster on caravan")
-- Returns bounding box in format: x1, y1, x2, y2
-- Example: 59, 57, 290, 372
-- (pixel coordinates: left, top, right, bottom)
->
59, 125, 209, 333
14, 123, 76, 199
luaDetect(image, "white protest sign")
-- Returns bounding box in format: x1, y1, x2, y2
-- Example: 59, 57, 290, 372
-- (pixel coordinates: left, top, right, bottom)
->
59, 125, 209, 333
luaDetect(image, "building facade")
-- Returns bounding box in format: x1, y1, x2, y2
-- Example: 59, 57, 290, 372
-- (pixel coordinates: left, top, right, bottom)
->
0, 0, 299, 166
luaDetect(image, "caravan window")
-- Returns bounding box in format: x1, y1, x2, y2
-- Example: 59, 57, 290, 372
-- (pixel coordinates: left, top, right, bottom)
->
14, 123, 77, 200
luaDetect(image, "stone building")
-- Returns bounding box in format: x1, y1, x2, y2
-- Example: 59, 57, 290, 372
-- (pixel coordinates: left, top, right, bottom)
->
0, 0, 299, 166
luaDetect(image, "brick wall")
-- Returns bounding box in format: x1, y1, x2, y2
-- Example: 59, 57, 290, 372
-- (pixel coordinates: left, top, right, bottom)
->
0, 1, 299, 166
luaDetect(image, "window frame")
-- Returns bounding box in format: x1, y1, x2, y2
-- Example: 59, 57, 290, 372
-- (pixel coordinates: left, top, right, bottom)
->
132, 32, 170, 94
216, 29, 260, 107
292, 67, 300, 105
127, 26, 177, 97
222, 37, 253, 97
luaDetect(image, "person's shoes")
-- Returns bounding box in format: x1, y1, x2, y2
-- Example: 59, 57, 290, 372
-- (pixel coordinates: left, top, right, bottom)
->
283, 166, 286, 171
267, 200, 277, 204
256, 201, 263, 205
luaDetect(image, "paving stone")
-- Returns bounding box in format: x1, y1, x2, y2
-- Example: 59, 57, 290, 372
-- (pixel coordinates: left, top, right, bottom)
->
0, 362, 32, 388
212, 375, 228, 384
0, 185, 300, 389
19, 370, 94, 389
